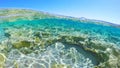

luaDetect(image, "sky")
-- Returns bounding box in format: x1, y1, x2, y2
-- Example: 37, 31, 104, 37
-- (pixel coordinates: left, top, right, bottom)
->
0, 0, 120, 25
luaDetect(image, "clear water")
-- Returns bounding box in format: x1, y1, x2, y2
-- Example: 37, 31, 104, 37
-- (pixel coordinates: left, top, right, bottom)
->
0, 27, 6, 42
0, 18, 120, 68
5, 43, 94, 68
1, 19, 120, 46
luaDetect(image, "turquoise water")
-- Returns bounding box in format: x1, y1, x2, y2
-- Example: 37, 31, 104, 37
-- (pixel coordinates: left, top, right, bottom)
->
0, 27, 4, 41
0, 18, 120, 67
1, 19, 120, 46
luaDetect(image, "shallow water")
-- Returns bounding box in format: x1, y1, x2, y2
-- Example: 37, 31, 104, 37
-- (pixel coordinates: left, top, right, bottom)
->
0, 18, 120, 68
1, 19, 120, 46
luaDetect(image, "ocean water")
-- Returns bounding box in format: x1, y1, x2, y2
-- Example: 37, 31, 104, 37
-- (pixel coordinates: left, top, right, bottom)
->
0, 18, 120, 68
1, 19, 120, 46
0, 27, 6, 41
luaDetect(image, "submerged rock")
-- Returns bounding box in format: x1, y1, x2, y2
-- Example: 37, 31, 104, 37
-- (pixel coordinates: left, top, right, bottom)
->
4, 32, 11, 38
0, 53, 6, 68
0, 53, 6, 63
13, 41, 31, 49
0, 9, 120, 68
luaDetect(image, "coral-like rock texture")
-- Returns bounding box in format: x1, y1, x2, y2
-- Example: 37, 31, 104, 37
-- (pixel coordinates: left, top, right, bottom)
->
0, 9, 120, 68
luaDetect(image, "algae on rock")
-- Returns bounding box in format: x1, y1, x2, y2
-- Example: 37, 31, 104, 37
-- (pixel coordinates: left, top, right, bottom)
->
13, 41, 31, 49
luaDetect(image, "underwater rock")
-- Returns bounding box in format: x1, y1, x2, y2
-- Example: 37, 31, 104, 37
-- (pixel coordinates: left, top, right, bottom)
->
0, 53, 6, 63
34, 31, 51, 38
51, 63, 71, 68
4, 32, 11, 38
3, 42, 95, 68
0, 9, 120, 68
13, 40, 31, 49
0, 53, 6, 68
34, 37, 41, 44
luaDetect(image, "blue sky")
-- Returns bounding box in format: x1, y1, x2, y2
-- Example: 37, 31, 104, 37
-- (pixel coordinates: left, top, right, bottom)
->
0, 0, 120, 24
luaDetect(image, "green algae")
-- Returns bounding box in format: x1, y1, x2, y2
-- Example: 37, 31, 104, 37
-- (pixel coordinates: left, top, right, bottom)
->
0, 53, 6, 68
0, 53, 6, 63
13, 41, 31, 49
51, 63, 71, 68
34, 37, 41, 43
